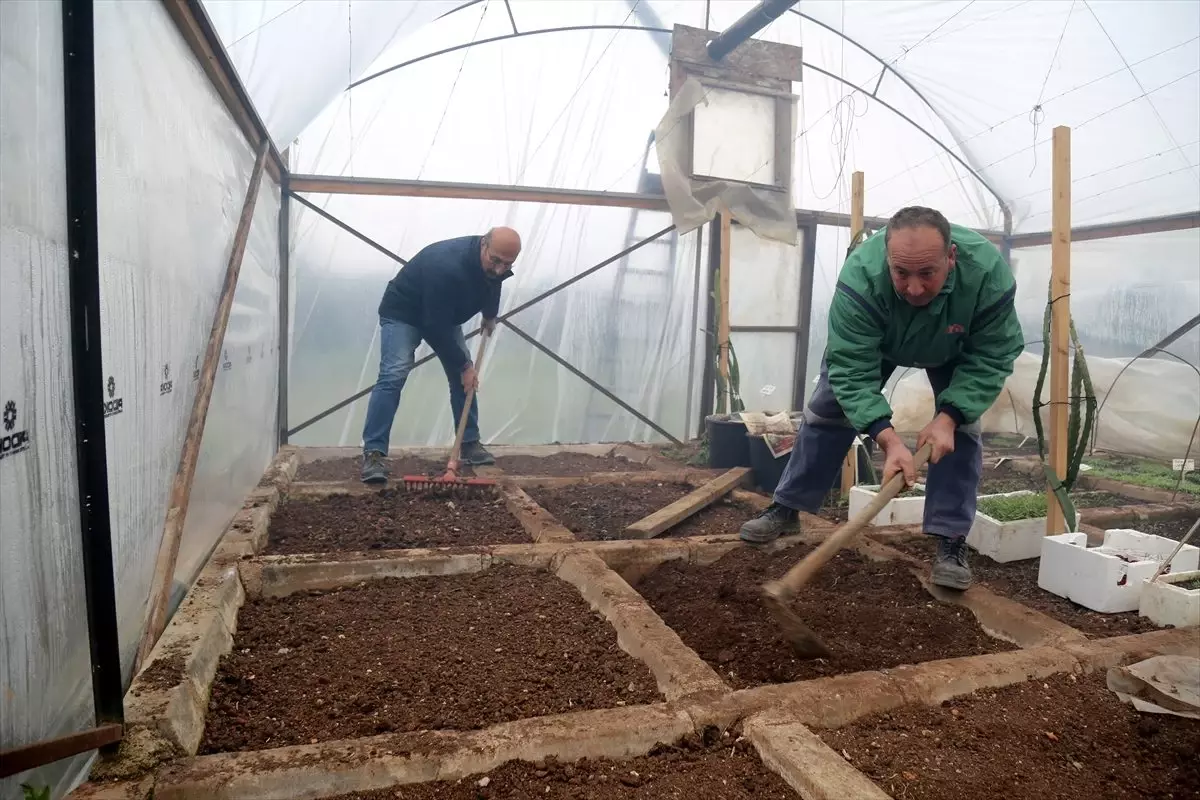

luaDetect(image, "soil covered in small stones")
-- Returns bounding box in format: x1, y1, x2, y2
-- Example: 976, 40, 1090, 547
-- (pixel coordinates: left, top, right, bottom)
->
637, 544, 1015, 689
527, 483, 759, 540
493, 453, 651, 476
329, 726, 795, 799
295, 456, 449, 483
265, 489, 528, 554
821, 672, 1200, 800
885, 536, 1159, 638
200, 565, 660, 753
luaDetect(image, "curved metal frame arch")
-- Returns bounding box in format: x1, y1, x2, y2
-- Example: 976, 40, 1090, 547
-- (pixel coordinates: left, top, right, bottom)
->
348, 23, 1010, 224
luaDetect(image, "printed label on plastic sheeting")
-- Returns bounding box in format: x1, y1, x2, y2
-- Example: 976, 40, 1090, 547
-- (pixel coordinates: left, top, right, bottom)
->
160, 363, 174, 396
103, 375, 124, 418
0, 398, 32, 461
1173, 459, 1195, 472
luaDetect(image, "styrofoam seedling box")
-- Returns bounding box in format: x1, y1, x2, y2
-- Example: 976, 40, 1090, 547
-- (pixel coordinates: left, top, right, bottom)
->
1037, 529, 1200, 614
964, 490, 1080, 564
1139, 569, 1200, 629
848, 483, 926, 526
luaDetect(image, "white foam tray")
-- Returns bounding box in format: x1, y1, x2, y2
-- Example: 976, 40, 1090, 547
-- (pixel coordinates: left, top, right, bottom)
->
1038, 529, 1200, 614
1139, 568, 1200, 628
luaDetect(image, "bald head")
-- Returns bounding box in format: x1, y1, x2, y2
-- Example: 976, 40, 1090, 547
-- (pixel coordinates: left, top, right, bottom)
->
480, 227, 521, 277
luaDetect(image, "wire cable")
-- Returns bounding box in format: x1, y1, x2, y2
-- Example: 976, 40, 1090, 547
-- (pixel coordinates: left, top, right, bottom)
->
1027, 0, 1076, 177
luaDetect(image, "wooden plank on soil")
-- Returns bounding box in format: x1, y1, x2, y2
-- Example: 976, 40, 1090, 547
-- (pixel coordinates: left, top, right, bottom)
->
624, 467, 752, 538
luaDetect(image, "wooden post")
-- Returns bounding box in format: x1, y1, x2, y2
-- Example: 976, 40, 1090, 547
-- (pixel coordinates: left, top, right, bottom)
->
842, 171, 866, 495
1047, 127, 1072, 534
718, 207, 732, 412
135, 140, 271, 670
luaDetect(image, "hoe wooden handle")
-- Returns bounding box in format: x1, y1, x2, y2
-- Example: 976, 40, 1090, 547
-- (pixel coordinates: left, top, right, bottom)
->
772, 442, 933, 597
448, 329, 491, 468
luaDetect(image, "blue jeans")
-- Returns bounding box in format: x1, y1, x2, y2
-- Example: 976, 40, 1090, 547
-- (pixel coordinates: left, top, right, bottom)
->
773, 357, 983, 539
361, 317, 479, 455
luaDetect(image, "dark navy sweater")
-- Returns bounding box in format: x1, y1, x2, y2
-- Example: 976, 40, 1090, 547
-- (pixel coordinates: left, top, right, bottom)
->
378, 235, 512, 371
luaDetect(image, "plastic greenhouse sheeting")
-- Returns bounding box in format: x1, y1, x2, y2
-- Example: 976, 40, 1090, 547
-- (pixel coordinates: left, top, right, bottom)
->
2, 2, 281, 797
0, 2, 94, 797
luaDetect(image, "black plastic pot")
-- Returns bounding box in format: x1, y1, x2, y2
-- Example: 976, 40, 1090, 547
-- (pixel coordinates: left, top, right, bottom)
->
748, 434, 791, 494
704, 414, 752, 469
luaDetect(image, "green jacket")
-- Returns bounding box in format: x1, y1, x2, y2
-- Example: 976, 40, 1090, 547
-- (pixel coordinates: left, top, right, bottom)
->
826, 223, 1024, 438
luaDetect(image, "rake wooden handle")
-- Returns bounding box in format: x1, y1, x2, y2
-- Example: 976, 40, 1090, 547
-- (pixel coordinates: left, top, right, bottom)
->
771, 442, 933, 598
448, 329, 491, 467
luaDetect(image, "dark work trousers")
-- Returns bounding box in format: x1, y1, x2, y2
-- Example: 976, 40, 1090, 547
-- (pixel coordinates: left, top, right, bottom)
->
773, 357, 983, 539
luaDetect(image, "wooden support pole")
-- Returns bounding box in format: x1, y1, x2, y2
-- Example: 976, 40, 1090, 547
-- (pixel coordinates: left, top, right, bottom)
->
135, 140, 270, 671
1047, 126, 1072, 535
718, 207, 733, 412
842, 171, 866, 495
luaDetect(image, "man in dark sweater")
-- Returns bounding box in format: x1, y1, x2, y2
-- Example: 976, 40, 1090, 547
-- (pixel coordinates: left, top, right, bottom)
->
360, 227, 520, 483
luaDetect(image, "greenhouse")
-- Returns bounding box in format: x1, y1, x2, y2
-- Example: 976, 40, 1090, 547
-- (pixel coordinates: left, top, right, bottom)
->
1, 0, 1197, 798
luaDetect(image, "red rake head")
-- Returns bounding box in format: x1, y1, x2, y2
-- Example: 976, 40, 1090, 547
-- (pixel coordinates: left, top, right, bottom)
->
400, 474, 498, 495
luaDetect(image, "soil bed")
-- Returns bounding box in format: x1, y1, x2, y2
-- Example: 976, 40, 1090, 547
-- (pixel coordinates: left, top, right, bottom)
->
265, 489, 529, 554
821, 672, 1200, 800
1134, 516, 1199, 542
200, 566, 660, 753
885, 536, 1159, 638
494, 452, 650, 476
526, 482, 688, 540
329, 727, 793, 799
636, 544, 1015, 689
295, 455, 450, 483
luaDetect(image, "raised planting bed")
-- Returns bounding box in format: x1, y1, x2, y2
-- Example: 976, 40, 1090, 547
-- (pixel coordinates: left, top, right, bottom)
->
526, 482, 758, 540
819, 672, 1200, 800
1140, 569, 1200, 628
294, 455, 446, 482
967, 491, 1096, 564
1136, 516, 1200, 542
849, 483, 926, 526
493, 452, 651, 476
200, 565, 661, 753
635, 543, 1016, 689
326, 727, 796, 799
1084, 452, 1200, 497
264, 488, 529, 554
887, 536, 1160, 638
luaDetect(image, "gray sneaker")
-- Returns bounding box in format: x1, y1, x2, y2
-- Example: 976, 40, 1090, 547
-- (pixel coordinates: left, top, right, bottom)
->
931, 535, 972, 590
739, 503, 801, 544
460, 440, 495, 466
361, 450, 388, 484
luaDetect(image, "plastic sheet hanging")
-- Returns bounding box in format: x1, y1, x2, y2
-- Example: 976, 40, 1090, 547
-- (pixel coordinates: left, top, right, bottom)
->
655, 76, 798, 246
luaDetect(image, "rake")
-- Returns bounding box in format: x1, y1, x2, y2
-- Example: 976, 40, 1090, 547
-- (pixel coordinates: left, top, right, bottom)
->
402, 329, 498, 495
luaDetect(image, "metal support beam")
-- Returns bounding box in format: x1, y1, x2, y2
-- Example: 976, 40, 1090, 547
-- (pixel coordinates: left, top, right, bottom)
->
289, 173, 1006, 240
502, 0, 518, 34
278, 175, 291, 445
502, 321, 682, 445
794, 222, 817, 410
62, 0, 124, 738
160, 0, 284, 181
1009, 210, 1200, 249
706, 0, 798, 62
1139, 314, 1200, 359
0, 724, 124, 780
290, 192, 407, 265
286, 225, 676, 439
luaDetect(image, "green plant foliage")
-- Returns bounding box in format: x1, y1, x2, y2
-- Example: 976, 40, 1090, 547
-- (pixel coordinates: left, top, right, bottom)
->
978, 493, 1049, 522
22, 785, 51, 800
1085, 455, 1200, 496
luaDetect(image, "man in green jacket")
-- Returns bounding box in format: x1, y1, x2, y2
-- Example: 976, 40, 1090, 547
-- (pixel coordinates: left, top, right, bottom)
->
739, 206, 1024, 590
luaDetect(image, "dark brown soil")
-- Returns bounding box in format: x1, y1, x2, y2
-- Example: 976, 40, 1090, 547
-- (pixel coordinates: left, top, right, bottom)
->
637, 544, 1016, 689
200, 566, 660, 753
885, 536, 1160, 638
295, 455, 454, 482
526, 482, 691, 540
329, 726, 795, 799
133, 641, 190, 694
494, 453, 651, 476
1135, 516, 1199, 542
264, 489, 529, 554
821, 672, 1200, 800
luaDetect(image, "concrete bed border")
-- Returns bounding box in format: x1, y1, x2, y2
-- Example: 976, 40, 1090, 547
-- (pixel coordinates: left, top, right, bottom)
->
74, 444, 1200, 799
